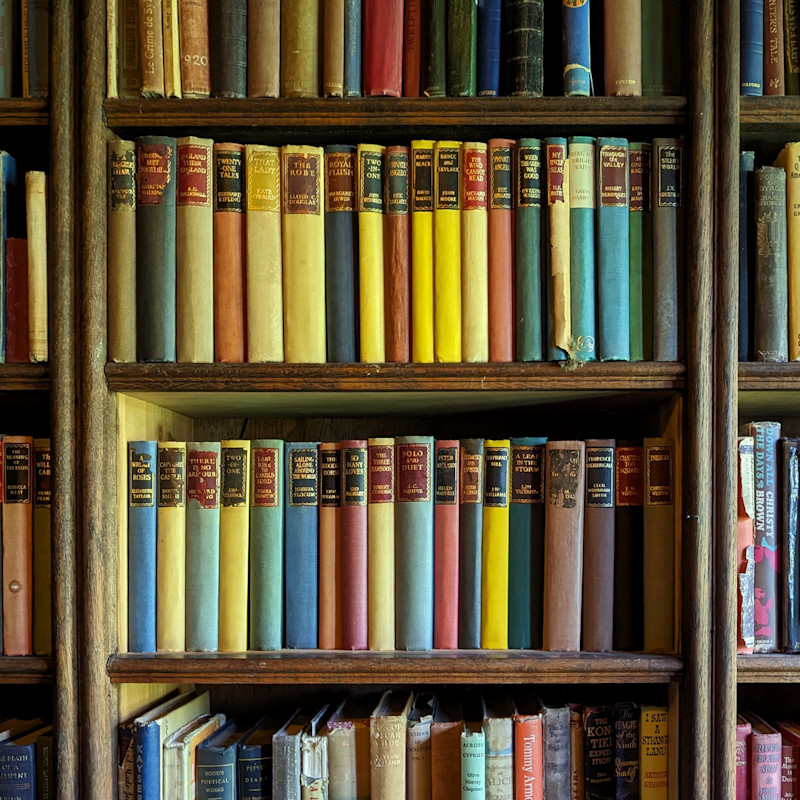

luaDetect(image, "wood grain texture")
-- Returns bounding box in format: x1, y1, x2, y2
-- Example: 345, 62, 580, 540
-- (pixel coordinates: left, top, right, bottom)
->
0, 98, 48, 124
0, 363, 49, 389
0, 656, 51, 682
737, 654, 800, 682
739, 362, 800, 387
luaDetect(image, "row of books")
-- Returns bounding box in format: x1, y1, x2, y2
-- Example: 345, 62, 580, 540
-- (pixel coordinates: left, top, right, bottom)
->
0, 718, 53, 800
126, 436, 677, 655
0, 2, 48, 99
737, 712, 800, 799
110, 0, 682, 101
120, 689, 671, 800
741, 0, 800, 95
0, 435, 51, 657
109, 136, 683, 365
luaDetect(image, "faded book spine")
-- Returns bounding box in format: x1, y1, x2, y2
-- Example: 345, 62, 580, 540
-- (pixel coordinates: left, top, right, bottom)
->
26, 171, 48, 362
178, 0, 211, 97
138, 0, 165, 96
248, 0, 279, 97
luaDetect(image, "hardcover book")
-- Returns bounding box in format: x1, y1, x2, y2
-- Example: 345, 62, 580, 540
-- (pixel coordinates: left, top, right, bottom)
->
459, 439, 484, 649
319, 441, 342, 650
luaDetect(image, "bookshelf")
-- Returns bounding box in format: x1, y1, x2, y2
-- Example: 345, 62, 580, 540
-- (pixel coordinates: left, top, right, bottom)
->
77, 2, 713, 799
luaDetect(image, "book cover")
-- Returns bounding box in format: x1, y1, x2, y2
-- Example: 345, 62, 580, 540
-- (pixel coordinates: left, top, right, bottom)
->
280, 0, 319, 96
385, 145, 411, 363
482, 694, 513, 800
323, 0, 345, 96
629, 142, 653, 361
368, 438, 395, 651
434, 440, 459, 649
447, 0, 477, 96
32, 439, 50, 655
640, 706, 669, 799
424, 0, 447, 97
642, 0, 682, 96
604, 0, 642, 95
740, 150, 756, 361
411, 140, 435, 362
545, 137, 571, 361
477, 0, 501, 96
319, 442, 342, 650
738, 437, 756, 654
407, 694, 434, 800
138, 0, 165, 96
742, 1, 765, 94
773, 142, 800, 359
363, 0, 403, 96
461, 723, 485, 799
541, 702, 570, 799
432, 700, 463, 800
562, 0, 591, 96
737, 715, 752, 800
512, 697, 543, 800
782, 437, 800, 651
247, 0, 279, 97
25, 172, 47, 362
459, 438, 484, 649
5, 238, 28, 363
614, 701, 639, 799
504, 0, 544, 96
344, 0, 362, 95
178, 0, 211, 97
404, 0, 422, 96
22, 0, 49, 98
583, 706, 614, 799
196, 721, 246, 800
341, 439, 368, 650
370, 691, 413, 798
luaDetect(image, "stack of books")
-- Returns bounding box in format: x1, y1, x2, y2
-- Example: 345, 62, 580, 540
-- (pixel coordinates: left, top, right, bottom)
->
0, 719, 53, 799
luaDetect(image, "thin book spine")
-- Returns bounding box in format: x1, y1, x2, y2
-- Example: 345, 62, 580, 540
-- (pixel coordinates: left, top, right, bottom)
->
368, 438, 395, 651
447, 0, 477, 96
461, 724, 485, 799
4, 238, 27, 363
323, 0, 345, 96
433, 440, 459, 649
504, 0, 544, 96
545, 137, 570, 361
458, 438, 484, 649
782, 437, 800, 651
344, 0, 362, 95
613, 702, 640, 799
583, 706, 614, 799
118, 0, 141, 98
477, 0, 501, 96
32, 439, 50, 655
411, 140, 435, 362
341, 440, 368, 650
765, 0, 786, 94
138, 0, 165, 96
742, 0, 765, 94
786, 0, 800, 94
404, 0, 422, 96
642, 0, 683, 96
319, 442, 342, 650
425, 0, 447, 97
740, 150, 756, 362
280, 0, 319, 97
363, 0, 404, 96
162, 0, 181, 98
22, 1, 48, 98
385, 145, 411, 362
247, 0, 279, 97
629, 142, 653, 361
0, 151, 15, 361
774, 142, 800, 359
25, 171, 46, 362
562, 0, 591, 96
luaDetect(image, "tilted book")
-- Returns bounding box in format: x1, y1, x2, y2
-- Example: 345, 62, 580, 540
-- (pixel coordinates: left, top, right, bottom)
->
236, 715, 281, 799
164, 713, 225, 800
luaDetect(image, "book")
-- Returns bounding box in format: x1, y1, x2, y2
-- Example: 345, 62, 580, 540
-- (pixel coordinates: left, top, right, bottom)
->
765, 0, 786, 94
569, 704, 584, 799
385, 145, 411, 363
513, 697, 543, 800
404, 0, 422, 96
0, 724, 52, 800
344, 0, 362, 95
272, 709, 306, 800
447, 0, 477, 96
425, 0, 447, 97
787, 0, 800, 93
162, 0, 181, 98
774, 720, 800, 798
642, 0, 682, 96
545, 137, 571, 361
178, 0, 211, 97
482, 694, 513, 800
0, 2, 10, 95
407, 694, 434, 800
629, 142, 653, 361
35, 728, 53, 800
737, 715, 752, 800
562, 0, 591, 96
327, 698, 372, 800
503, 0, 544, 96
434, 439, 459, 649
783, 437, 800, 651
742, 0, 765, 94
364, 0, 403, 96
368, 438, 395, 651
738, 436, 756, 654
300, 706, 333, 800
32, 439, 50, 655
640, 706, 669, 799
371, 691, 413, 798
118, 0, 141, 98
541, 701, 570, 800
459, 439, 484, 649
773, 142, 800, 359
740, 150, 756, 361
319, 441, 342, 650
461, 723, 485, 799
323, 0, 345, 96
164, 713, 226, 800
477, 0, 501, 96
138, 0, 165, 96
247, 0, 278, 97
4, 238, 28, 363
25, 171, 46, 362
411, 140, 435, 362
431, 699, 463, 800
196, 721, 246, 800
22, 0, 49, 98
583, 706, 614, 799
614, 701, 639, 799
604, 0, 642, 95
281, 0, 319, 96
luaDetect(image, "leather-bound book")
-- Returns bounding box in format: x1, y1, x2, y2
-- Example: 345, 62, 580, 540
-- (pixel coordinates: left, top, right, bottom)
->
385, 145, 411, 362
364, 0, 403, 96
281, 0, 319, 97
603, 0, 642, 96
404, 0, 422, 96
248, 0, 279, 97
178, 0, 211, 97
503, 0, 544, 96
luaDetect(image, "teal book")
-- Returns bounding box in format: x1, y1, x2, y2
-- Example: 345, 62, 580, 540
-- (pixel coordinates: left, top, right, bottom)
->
196, 721, 247, 800
424, 0, 447, 96
249, 440, 284, 650
395, 435, 435, 650
447, 0, 478, 96
515, 139, 545, 361
460, 723, 485, 799
568, 136, 597, 360
596, 138, 631, 361
508, 437, 546, 650
185, 442, 221, 652
629, 143, 653, 361
459, 438, 484, 649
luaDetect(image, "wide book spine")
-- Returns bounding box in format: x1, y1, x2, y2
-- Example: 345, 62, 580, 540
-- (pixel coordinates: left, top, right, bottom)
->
483, 711, 512, 800
319, 442, 342, 650
458, 439, 484, 649
783, 437, 800, 651
477, 0, 501, 96
178, 0, 211, 97
504, 0, 544, 96
363, 0, 403, 96
247, 0, 279, 97
323, 0, 345, 97
25, 171, 47, 362
562, 0, 591, 96
368, 438, 395, 651
434, 440, 459, 649
604, 0, 642, 95
447, 0, 477, 96
197, 736, 238, 800
341, 440, 368, 650
385, 145, 411, 363
280, 0, 319, 97
742, 0, 765, 94
138, 0, 165, 96
411, 141, 435, 362
545, 137, 570, 361
583, 706, 614, 799
642, 0, 682, 96
614, 702, 640, 799
32, 439, 51, 655
629, 142, 653, 361
766, 0, 786, 94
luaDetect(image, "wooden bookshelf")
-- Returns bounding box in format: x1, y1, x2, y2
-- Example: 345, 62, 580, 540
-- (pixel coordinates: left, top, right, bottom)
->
0, 363, 50, 390
0, 657, 52, 684
0, 98, 49, 126
737, 655, 800, 683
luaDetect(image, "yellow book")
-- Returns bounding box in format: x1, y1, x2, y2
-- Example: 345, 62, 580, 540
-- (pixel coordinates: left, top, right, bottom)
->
460, 142, 489, 362
411, 140, 435, 363
246, 144, 284, 362
162, 0, 182, 98
282, 144, 326, 362
434, 141, 462, 362
774, 143, 800, 359
640, 706, 669, 799
26, 171, 47, 363
480, 439, 510, 648
358, 143, 386, 362
218, 440, 250, 652
32, 439, 51, 655
367, 437, 395, 650
156, 442, 186, 652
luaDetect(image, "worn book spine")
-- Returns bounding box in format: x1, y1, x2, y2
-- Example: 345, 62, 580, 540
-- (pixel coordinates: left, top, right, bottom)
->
368, 438, 395, 651
434, 440, 459, 649
766, 0, 786, 93
247, 0, 279, 97
477, 0, 501, 96
249, 439, 284, 650
740, 150, 756, 361
364, 0, 403, 95
639, 707, 669, 799
786, 0, 800, 94
562, 0, 591, 96
543, 440, 586, 652
0, 150, 14, 360
358, 143, 386, 362
281, 0, 319, 96
245, 144, 283, 362
613, 702, 640, 799
282, 145, 326, 362
481, 439, 511, 649
371, 694, 412, 798
515, 139, 545, 361
488, 138, 515, 362
176, 136, 214, 363
412, 140, 436, 362
604, 0, 642, 95
782, 741, 799, 799
460, 142, 489, 362
323, 0, 345, 96
0, 735, 43, 800
742, 0, 765, 94
425, 0, 447, 97
186, 442, 221, 651
162, 0, 181, 98
344, 0, 362, 95
138, 0, 165, 96
432, 710, 463, 800
178, 0, 211, 97
447, 0, 477, 96
118, 0, 141, 98
404, 0, 421, 96
197, 724, 242, 800
582, 439, 615, 652
583, 706, 614, 799
341, 440, 368, 650
642, 0, 682, 95
22, 0, 48, 98
483, 702, 513, 800
504, 0, 544, 96
36, 731, 53, 799
32, 439, 50, 655
461, 725, 486, 799
513, 709, 543, 800
325, 145, 358, 362
736, 716, 752, 800
407, 698, 433, 800
136, 136, 177, 362
783, 437, 800, 651
459, 438, 484, 649
127, 440, 157, 653
156, 441, 186, 652
319, 442, 342, 650
4, 238, 28, 363
395, 435, 435, 650
385, 145, 412, 362
108, 139, 137, 363
629, 142, 653, 361
738, 436, 756, 654
542, 705, 571, 799
775, 142, 800, 359
545, 137, 571, 361
570, 704, 584, 800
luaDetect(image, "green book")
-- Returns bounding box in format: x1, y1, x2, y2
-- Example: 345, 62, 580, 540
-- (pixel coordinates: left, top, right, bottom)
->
629, 142, 653, 361
424, 0, 447, 96
642, 0, 682, 96
447, 0, 477, 96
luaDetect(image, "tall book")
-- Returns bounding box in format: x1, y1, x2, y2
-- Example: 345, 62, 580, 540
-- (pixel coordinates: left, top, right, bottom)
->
319, 442, 342, 650
640, 707, 669, 799
327, 698, 372, 800
513, 697, 543, 800
178, 0, 211, 97
434, 440, 459, 649
368, 438, 395, 651
604, 0, 642, 95
176, 136, 214, 362
740, 150, 756, 361
404, 0, 422, 96
300, 706, 333, 800
741, 713, 781, 800
461, 723, 486, 799
31, 439, 50, 655
614, 701, 639, 799
447, 0, 477, 96
642, 0, 682, 96
245, 144, 283, 362
363, 0, 403, 95
136, 136, 177, 362
247, 0, 279, 97
385, 145, 411, 362
25, 171, 46, 362
742, 0, 765, 94
503, 0, 544, 96
738, 436, 756, 654
773, 142, 800, 359
0, 3, 10, 95
545, 137, 571, 361
583, 706, 614, 799
481, 439, 511, 649
477, 0, 501, 96
782, 437, 800, 651
138, 0, 165, 96
162, 0, 181, 98
541, 702, 570, 800
424, 0, 447, 97
765, 0, 786, 94
371, 691, 413, 798
323, 0, 345, 96
460, 141, 489, 362
21, 0, 49, 98
562, 0, 591, 96
196, 721, 246, 799
4, 238, 28, 363
459, 438, 484, 649
282, 145, 326, 362
407, 693, 434, 800
412, 140, 435, 362
542, 440, 586, 652
395, 435, 435, 650
629, 142, 653, 361
786, 0, 800, 94
117, 0, 141, 98
344, 0, 362, 95
280, 0, 319, 96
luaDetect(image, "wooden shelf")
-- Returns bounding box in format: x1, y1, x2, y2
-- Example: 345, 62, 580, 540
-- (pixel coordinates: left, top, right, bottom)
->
738, 363, 800, 415
741, 96, 800, 129
107, 651, 683, 685
0, 363, 49, 390
0, 656, 52, 684
737, 654, 800, 682
0, 98, 48, 126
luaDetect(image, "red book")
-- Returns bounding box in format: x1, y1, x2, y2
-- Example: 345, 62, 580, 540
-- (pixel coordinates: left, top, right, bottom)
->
488, 138, 515, 362
5, 238, 29, 363
433, 440, 459, 649
775, 721, 800, 800
743, 711, 782, 800
364, 0, 403, 96
513, 699, 544, 800
737, 715, 752, 800
385, 146, 411, 362
403, 0, 422, 96
318, 442, 342, 649
340, 439, 368, 649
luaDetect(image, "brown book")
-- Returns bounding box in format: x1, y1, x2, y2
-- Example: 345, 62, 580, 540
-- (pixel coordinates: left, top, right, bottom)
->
178, 0, 211, 97
138, 0, 165, 96
431, 700, 463, 800
603, 0, 642, 96
385, 145, 411, 362
118, 0, 142, 97
570, 704, 585, 799
212, 143, 246, 362
318, 442, 342, 649
281, 0, 319, 97
542, 440, 585, 652
765, 0, 786, 94
370, 691, 413, 798
248, 0, 280, 97
323, 0, 345, 96
404, 0, 422, 96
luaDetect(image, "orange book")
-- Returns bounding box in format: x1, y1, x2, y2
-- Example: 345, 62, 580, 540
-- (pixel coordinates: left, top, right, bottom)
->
513, 699, 543, 800
319, 442, 343, 649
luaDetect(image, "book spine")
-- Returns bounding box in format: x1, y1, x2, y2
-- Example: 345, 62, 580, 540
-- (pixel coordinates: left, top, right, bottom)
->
300, 733, 329, 800
404, 0, 422, 96
766, 0, 786, 93
127, 440, 156, 653
782, 743, 798, 799
364, 0, 403, 95
477, 0, 501, 96
777, 143, 800, 360
542, 707, 571, 799
319, 442, 342, 650
736, 720, 752, 800
545, 137, 571, 361
514, 713, 543, 800
358, 143, 386, 362
247, 0, 279, 97
136, 136, 177, 362
583, 706, 614, 799
447, 0, 477, 96
604, 0, 642, 95
484, 717, 512, 800
197, 743, 237, 800
32, 439, 51, 655
639, 707, 669, 799
596, 138, 631, 361
0, 1, 10, 95
613, 702, 640, 799
569, 704, 584, 800
629, 142, 653, 361
134, 722, 161, 800
459, 438, 484, 649
562, 0, 591, 96
371, 710, 409, 798
434, 440, 459, 649
408, 714, 432, 799
344, 0, 362, 95
186, 442, 221, 651
742, 0, 766, 94
249, 439, 284, 650
0, 151, 15, 361
323, 0, 345, 96
481, 439, 511, 649
4, 238, 28, 363
425, 0, 447, 96
461, 728, 486, 799
23, 0, 48, 97
783, 438, 800, 650
504, 0, 544, 96
385, 146, 412, 362
395, 435, 435, 650
411, 141, 436, 362
740, 150, 756, 361
341, 440, 368, 650
245, 144, 283, 362
108, 139, 137, 363
156, 442, 186, 652
281, 0, 319, 96
162, 0, 181, 98
786, 0, 800, 94
282, 145, 326, 362
368, 438, 396, 651
273, 733, 301, 800
488, 138, 515, 362
176, 136, 214, 363
0, 741, 36, 800
543, 441, 586, 652
213, 143, 246, 362
642, 0, 683, 96
461, 142, 489, 362
119, 0, 141, 98
138, 0, 165, 96
568, 136, 597, 359
738, 437, 756, 653
36, 733, 53, 800
178, 0, 211, 97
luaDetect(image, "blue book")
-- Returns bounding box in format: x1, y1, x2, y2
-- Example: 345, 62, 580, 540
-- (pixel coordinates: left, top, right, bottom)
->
284, 442, 320, 648
0, 725, 51, 800
128, 441, 157, 652
477, 0, 501, 96
0, 151, 17, 362
344, 0, 362, 96
596, 138, 631, 361
237, 716, 283, 798
458, 439, 484, 649
740, 151, 756, 362
741, 0, 764, 95
196, 722, 247, 800
562, 0, 591, 96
